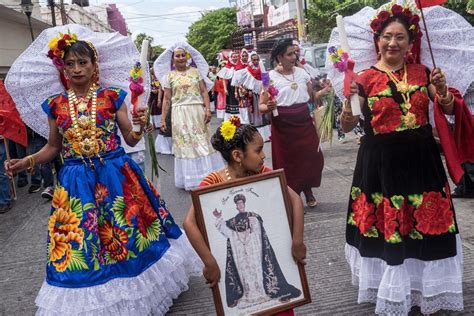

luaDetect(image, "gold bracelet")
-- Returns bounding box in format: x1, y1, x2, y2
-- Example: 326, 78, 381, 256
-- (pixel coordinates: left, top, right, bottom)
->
26, 155, 35, 173
438, 92, 454, 106
130, 130, 143, 140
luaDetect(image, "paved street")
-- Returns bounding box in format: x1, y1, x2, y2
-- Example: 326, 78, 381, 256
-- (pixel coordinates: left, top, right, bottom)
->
0, 118, 473, 315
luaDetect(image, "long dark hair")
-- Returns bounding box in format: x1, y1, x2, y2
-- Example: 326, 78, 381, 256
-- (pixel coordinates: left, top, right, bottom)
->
211, 124, 259, 163
270, 38, 294, 68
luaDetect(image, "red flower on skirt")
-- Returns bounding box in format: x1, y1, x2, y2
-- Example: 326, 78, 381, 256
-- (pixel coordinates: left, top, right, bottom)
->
352, 192, 376, 234
398, 199, 415, 236
409, 90, 429, 126
375, 197, 398, 238
371, 97, 402, 134
414, 191, 453, 235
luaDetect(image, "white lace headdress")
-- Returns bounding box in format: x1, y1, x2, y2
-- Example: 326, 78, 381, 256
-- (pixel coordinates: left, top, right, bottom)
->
325, 2, 474, 102
4, 24, 149, 139
153, 42, 213, 91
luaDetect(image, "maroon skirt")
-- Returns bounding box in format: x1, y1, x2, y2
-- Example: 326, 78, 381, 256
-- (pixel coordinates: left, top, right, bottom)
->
271, 103, 324, 194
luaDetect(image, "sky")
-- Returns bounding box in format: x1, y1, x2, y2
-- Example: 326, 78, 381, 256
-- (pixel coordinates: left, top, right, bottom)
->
97, 0, 232, 47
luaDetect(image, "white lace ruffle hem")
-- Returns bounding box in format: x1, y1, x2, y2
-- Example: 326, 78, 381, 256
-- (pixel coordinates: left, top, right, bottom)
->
174, 152, 224, 190
345, 234, 464, 315
155, 134, 173, 155
35, 234, 203, 316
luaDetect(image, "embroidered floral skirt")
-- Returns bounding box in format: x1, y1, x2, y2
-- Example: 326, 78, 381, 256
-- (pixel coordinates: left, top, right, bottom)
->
345, 126, 463, 314
36, 148, 203, 315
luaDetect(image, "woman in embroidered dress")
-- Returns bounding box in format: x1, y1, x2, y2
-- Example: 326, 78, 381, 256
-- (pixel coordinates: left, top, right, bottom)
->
155, 42, 224, 190
233, 51, 271, 142
218, 51, 242, 122
260, 39, 324, 208
183, 118, 306, 316
340, 3, 463, 314
4, 28, 202, 315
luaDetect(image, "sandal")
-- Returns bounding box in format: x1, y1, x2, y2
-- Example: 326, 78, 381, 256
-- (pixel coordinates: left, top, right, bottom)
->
305, 196, 318, 208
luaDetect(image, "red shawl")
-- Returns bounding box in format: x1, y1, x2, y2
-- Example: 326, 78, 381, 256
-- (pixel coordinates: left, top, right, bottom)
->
246, 65, 262, 80
434, 87, 474, 184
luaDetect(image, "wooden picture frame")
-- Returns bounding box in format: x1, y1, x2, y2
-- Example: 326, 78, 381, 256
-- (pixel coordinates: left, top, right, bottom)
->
191, 169, 311, 315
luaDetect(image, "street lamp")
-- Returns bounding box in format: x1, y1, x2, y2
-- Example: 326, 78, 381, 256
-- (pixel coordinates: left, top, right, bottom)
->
20, 0, 35, 41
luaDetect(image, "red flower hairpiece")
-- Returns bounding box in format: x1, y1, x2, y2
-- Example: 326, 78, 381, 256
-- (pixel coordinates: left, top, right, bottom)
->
370, 1, 422, 40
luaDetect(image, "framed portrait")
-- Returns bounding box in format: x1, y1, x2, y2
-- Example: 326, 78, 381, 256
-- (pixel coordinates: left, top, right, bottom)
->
191, 170, 311, 315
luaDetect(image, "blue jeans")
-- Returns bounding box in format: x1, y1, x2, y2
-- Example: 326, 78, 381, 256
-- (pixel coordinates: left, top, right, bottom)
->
0, 142, 12, 206
15, 134, 54, 187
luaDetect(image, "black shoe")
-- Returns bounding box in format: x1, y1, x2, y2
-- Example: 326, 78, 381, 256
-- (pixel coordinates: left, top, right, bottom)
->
41, 186, 54, 200
0, 203, 12, 214
17, 178, 28, 188
28, 184, 42, 193
451, 185, 465, 198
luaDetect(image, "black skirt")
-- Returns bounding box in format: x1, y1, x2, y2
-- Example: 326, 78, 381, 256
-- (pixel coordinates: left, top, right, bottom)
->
346, 125, 459, 265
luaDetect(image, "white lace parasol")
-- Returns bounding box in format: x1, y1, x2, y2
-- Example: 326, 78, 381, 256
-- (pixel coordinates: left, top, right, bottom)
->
5, 24, 150, 139
153, 42, 213, 91
325, 2, 474, 102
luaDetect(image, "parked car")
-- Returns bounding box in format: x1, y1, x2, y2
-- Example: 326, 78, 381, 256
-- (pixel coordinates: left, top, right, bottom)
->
301, 43, 328, 76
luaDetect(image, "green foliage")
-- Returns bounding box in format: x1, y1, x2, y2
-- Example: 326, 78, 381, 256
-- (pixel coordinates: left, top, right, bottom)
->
186, 7, 238, 63
69, 197, 83, 222
68, 250, 89, 271
112, 196, 127, 227
306, 0, 473, 43
133, 32, 166, 64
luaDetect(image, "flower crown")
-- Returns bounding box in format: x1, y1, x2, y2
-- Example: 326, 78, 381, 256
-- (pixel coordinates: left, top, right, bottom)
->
47, 31, 78, 68
220, 116, 241, 141
370, 1, 421, 40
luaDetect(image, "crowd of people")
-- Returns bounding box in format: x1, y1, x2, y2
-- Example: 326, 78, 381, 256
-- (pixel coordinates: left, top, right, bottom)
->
0, 1, 473, 315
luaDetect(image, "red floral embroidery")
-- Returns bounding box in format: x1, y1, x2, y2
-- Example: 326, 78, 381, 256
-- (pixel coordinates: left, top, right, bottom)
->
409, 90, 429, 126
98, 220, 128, 261
371, 97, 402, 134
122, 163, 158, 238
406, 64, 428, 87
414, 191, 453, 235
359, 70, 390, 97
352, 192, 376, 234
375, 197, 398, 238
398, 199, 415, 236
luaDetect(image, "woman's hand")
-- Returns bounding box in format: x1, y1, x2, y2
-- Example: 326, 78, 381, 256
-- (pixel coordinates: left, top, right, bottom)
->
291, 240, 307, 265
266, 98, 277, 112
132, 108, 148, 130
349, 80, 359, 96
160, 120, 167, 133
430, 68, 447, 95
203, 258, 221, 287
4, 158, 28, 178
204, 108, 212, 124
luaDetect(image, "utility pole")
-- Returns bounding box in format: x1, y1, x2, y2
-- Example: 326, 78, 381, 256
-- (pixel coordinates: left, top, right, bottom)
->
60, 0, 68, 25
249, 1, 257, 51
47, 0, 56, 26
295, 0, 306, 43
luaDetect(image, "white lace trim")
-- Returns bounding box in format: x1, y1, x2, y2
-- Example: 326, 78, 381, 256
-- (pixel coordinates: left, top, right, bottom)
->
174, 152, 225, 190
154, 134, 173, 155
345, 234, 464, 315
326, 5, 474, 102
5, 24, 150, 139
35, 235, 203, 316
217, 67, 234, 80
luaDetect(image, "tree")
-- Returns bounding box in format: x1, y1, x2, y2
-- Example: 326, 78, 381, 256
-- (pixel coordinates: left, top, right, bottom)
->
133, 32, 165, 63
306, 0, 472, 44
186, 7, 238, 63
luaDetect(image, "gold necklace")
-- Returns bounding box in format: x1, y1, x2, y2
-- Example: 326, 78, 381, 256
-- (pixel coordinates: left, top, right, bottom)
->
224, 168, 232, 180
380, 63, 413, 110
68, 84, 102, 164
278, 68, 298, 90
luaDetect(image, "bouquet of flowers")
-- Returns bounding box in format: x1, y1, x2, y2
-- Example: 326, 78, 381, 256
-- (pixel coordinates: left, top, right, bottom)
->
328, 46, 349, 72
261, 72, 279, 116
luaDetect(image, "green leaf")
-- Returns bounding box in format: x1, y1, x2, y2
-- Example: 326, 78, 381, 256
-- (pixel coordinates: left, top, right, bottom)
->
112, 196, 127, 227
367, 96, 379, 110
86, 233, 93, 241
98, 215, 105, 226
69, 197, 83, 221
126, 227, 134, 238
409, 85, 420, 93
135, 230, 151, 252
409, 229, 423, 240
351, 187, 362, 200
408, 194, 423, 208
448, 221, 456, 233
145, 220, 161, 241
378, 87, 392, 97
83, 203, 95, 211
347, 212, 356, 225
68, 249, 89, 271
128, 250, 137, 259
93, 260, 100, 271
105, 252, 117, 265
386, 231, 402, 244
371, 192, 383, 207
390, 195, 404, 210
363, 226, 379, 238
